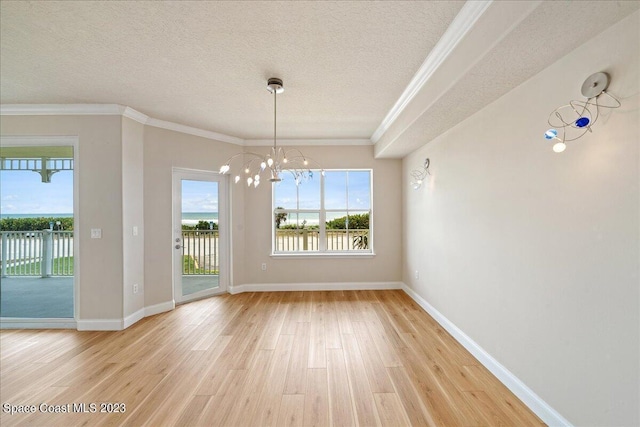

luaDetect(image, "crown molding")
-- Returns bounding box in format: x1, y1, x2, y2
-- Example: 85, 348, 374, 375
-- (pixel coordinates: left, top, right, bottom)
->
122, 106, 150, 124
0, 103, 244, 145
0, 103, 124, 116
146, 117, 244, 145
0, 135, 79, 146
371, 0, 492, 143
245, 138, 373, 147
1, 103, 371, 147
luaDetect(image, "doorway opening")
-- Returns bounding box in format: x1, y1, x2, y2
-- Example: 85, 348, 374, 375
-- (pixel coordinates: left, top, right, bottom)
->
0, 144, 75, 320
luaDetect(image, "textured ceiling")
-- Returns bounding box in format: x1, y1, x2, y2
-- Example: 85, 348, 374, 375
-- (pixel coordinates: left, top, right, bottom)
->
0, 0, 464, 140
1, 1, 637, 157
374, 0, 640, 157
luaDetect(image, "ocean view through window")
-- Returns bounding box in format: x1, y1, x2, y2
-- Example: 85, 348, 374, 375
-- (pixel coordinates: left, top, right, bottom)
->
1, 144, 75, 319
273, 169, 372, 254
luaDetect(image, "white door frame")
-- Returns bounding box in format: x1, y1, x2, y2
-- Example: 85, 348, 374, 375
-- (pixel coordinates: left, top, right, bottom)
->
172, 167, 229, 303
0, 136, 79, 329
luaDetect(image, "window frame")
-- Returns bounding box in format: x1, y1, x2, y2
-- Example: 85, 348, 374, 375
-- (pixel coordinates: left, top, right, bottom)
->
271, 168, 374, 257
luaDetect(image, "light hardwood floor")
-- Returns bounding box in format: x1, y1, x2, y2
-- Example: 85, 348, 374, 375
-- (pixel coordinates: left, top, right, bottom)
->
0, 290, 545, 426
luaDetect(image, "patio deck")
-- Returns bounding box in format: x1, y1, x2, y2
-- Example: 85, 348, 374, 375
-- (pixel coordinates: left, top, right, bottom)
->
1, 276, 73, 318
0, 275, 219, 319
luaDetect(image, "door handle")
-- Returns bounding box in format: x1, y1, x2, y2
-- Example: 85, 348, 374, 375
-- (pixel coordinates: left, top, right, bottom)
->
175, 244, 184, 249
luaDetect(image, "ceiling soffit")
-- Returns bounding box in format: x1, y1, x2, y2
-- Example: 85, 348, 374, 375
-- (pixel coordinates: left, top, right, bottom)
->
374, 0, 640, 158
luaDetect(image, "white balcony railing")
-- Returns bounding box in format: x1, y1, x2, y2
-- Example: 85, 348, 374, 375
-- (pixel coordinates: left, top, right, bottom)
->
274, 229, 369, 252
1, 228, 369, 278
0, 230, 74, 277
181, 230, 219, 275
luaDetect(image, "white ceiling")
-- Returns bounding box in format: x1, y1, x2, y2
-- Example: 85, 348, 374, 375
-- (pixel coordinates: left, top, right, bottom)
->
1, 1, 638, 158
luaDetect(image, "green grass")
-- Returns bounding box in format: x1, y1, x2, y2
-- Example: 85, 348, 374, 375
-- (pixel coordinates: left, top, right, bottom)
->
183, 255, 218, 275
5, 256, 74, 276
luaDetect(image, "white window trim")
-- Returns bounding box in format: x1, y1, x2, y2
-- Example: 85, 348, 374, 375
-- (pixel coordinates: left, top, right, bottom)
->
270, 252, 376, 259
271, 169, 374, 256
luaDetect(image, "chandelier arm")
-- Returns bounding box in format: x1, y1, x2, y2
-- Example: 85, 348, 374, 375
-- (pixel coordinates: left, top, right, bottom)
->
242, 157, 264, 173
283, 155, 305, 162
599, 90, 621, 108
570, 96, 591, 118
222, 152, 248, 164
587, 96, 601, 128
410, 169, 427, 180
283, 148, 307, 159
229, 152, 265, 162
303, 158, 324, 172
557, 129, 589, 142
548, 106, 577, 128
222, 152, 266, 173
284, 153, 322, 169
282, 159, 308, 169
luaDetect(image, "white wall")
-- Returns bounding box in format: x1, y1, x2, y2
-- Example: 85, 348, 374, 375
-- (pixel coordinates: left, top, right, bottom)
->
402, 12, 639, 426
0, 115, 125, 321
122, 117, 145, 318
142, 125, 246, 307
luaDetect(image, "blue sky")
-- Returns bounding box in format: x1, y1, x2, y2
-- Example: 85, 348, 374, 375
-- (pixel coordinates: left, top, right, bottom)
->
182, 180, 219, 213
1, 170, 73, 214
0, 170, 369, 215
274, 170, 371, 212
0, 174, 219, 215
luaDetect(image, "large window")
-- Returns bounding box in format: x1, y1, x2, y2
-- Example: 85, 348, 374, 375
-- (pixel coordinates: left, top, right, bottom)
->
273, 169, 372, 254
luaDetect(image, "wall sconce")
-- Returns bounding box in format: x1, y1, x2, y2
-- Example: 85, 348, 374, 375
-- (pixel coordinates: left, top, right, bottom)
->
410, 158, 430, 190
544, 72, 620, 153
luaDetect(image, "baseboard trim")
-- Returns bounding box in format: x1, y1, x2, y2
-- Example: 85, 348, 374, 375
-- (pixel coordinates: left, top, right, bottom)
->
229, 281, 403, 294
0, 318, 77, 329
401, 283, 572, 427
77, 318, 123, 331
76, 301, 176, 331
144, 300, 176, 317
123, 308, 145, 329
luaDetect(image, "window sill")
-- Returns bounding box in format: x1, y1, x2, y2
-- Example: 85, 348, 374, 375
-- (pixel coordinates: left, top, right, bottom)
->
270, 252, 376, 259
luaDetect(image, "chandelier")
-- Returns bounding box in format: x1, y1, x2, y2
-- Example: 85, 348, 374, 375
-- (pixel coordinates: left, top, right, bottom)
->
219, 77, 322, 187
543, 72, 620, 153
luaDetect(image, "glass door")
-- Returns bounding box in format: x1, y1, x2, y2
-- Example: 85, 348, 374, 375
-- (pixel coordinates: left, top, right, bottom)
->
172, 169, 228, 303
0, 144, 75, 320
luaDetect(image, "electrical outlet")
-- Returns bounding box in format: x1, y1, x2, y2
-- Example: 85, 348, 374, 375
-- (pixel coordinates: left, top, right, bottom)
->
91, 228, 102, 239
261, 263, 267, 271
133, 226, 138, 236
414, 270, 419, 279
133, 284, 139, 294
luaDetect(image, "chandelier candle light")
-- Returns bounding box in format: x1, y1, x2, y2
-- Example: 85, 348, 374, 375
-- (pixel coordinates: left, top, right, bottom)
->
219, 78, 323, 187
544, 72, 621, 153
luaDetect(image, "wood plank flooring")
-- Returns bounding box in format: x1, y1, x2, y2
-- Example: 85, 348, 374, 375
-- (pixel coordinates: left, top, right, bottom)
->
0, 290, 545, 426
